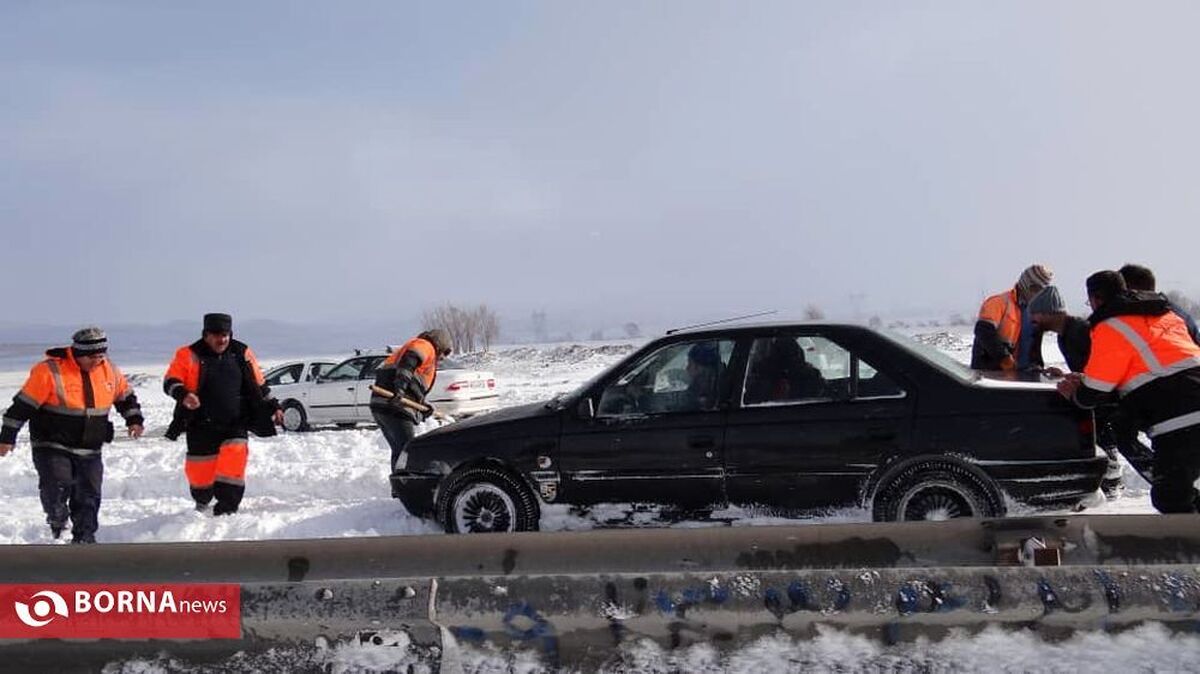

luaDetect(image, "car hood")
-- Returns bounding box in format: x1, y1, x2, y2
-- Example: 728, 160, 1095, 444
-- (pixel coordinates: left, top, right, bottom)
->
423, 401, 558, 438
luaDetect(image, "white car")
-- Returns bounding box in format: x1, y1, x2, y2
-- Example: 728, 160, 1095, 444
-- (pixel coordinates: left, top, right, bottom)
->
272, 353, 499, 432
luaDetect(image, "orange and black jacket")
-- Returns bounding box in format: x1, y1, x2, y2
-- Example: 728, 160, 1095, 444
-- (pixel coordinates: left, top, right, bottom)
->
163, 339, 279, 440
1073, 291, 1200, 438
1, 347, 143, 455
370, 337, 438, 422
971, 288, 1040, 370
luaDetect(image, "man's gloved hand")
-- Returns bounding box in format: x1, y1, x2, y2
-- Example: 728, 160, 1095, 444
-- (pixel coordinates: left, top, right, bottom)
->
423, 402, 436, 419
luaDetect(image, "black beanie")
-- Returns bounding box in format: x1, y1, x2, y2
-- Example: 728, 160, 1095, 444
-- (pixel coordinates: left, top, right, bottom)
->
203, 313, 233, 334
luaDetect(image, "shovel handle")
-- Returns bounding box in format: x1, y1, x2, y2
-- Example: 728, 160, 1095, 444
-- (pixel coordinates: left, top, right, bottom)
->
369, 385, 432, 414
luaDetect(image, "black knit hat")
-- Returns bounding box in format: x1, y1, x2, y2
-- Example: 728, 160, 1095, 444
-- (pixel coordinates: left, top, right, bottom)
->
203, 313, 233, 334
72, 326, 108, 355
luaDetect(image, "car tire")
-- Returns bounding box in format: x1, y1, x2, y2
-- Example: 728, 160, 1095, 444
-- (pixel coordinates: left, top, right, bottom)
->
871, 460, 1004, 522
436, 466, 540, 534
281, 400, 309, 432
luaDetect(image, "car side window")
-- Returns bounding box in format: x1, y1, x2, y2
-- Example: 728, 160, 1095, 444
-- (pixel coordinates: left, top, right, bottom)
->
323, 358, 366, 382
307, 363, 334, 382
359, 356, 386, 379
597, 339, 734, 416
742, 335, 904, 406
856, 358, 905, 399
265, 364, 303, 386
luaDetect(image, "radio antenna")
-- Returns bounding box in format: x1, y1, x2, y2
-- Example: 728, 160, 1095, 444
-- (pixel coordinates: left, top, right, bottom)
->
666, 310, 777, 335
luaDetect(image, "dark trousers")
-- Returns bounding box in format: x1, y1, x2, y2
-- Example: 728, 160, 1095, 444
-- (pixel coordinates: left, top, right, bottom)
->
1097, 406, 1155, 481
1150, 425, 1200, 514
186, 424, 249, 515
373, 409, 415, 483
32, 448, 102, 543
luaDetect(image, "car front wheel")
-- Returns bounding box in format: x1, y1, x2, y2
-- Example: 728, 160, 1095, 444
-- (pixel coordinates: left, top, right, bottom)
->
281, 401, 309, 432
436, 466, 540, 534
871, 460, 1004, 522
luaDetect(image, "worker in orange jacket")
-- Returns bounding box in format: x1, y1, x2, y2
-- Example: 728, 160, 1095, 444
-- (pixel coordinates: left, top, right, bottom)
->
370, 329, 452, 486
971, 264, 1053, 371
163, 313, 282, 515
1058, 271, 1200, 513
0, 327, 144, 543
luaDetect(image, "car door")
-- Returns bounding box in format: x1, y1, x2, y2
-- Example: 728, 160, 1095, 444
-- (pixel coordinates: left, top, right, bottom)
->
307, 357, 369, 424
355, 356, 387, 420
724, 331, 912, 510
557, 338, 734, 508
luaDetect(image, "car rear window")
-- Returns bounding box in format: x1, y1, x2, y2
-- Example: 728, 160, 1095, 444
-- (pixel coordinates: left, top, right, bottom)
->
877, 329, 979, 383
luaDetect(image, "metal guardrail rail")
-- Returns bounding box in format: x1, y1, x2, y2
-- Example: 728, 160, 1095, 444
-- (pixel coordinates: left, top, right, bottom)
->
2, 515, 1200, 672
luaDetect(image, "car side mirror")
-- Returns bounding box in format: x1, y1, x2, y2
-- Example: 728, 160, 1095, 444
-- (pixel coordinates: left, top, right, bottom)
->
577, 397, 595, 419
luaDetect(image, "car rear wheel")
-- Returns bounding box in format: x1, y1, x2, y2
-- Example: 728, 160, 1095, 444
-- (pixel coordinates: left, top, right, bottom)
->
436, 466, 540, 534
872, 461, 1004, 522
281, 401, 308, 432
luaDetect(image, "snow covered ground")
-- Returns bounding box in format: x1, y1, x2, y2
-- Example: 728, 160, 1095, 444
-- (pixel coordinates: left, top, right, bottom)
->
0, 329, 1157, 546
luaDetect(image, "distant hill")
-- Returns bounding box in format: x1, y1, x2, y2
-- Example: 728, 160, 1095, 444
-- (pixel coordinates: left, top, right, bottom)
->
0, 318, 421, 370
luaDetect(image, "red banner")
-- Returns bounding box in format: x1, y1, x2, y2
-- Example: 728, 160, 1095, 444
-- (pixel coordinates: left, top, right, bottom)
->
0, 584, 241, 639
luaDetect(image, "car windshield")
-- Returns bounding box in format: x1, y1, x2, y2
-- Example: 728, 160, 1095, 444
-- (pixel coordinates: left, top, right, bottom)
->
546, 347, 647, 408
876, 329, 979, 383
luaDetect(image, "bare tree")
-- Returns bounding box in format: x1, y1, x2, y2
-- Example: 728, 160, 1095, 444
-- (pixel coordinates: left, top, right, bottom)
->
589, 329, 604, 341
531, 311, 548, 343
623, 322, 641, 338
422, 303, 500, 354
804, 304, 826, 320
476, 304, 500, 350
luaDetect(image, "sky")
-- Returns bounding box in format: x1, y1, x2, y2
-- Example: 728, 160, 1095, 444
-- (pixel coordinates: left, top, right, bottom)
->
3, 1, 1199, 335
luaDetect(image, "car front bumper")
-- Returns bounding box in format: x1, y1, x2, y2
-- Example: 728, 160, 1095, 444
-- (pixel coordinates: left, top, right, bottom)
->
389, 471, 441, 517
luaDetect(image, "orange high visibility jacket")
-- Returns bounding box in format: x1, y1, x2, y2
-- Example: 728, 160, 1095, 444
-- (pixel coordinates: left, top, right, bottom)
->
164, 342, 266, 398
971, 289, 1021, 370
163, 339, 276, 440
1081, 311, 1200, 437
370, 337, 439, 419
1, 347, 143, 455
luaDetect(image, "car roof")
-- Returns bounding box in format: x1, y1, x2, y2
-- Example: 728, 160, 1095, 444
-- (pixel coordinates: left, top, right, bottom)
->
663, 320, 873, 338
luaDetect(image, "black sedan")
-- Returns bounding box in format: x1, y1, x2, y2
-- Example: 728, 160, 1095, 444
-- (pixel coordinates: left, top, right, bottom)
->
391, 323, 1106, 533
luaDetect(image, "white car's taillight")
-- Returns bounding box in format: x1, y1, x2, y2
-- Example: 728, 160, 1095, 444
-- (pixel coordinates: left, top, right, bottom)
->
446, 381, 466, 392
487, 378, 496, 389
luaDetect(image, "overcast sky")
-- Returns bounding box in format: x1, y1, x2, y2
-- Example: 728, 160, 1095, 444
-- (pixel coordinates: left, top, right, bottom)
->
3, 1, 1199, 333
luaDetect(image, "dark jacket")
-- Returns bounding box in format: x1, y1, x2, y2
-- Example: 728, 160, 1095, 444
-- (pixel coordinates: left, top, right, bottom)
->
164, 339, 279, 440
1057, 316, 1092, 373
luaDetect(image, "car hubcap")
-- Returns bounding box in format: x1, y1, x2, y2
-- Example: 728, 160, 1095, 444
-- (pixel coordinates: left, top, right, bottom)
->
283, 407, 303, 431
898, 482, 975, 521
454, 484, 516, 533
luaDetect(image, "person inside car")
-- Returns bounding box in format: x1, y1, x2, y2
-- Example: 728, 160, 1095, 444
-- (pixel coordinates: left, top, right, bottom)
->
745, 337, 825, 404
683, 342, 722, 411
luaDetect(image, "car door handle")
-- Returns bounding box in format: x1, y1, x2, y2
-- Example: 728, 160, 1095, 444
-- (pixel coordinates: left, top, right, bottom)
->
688, 435, 715, 449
